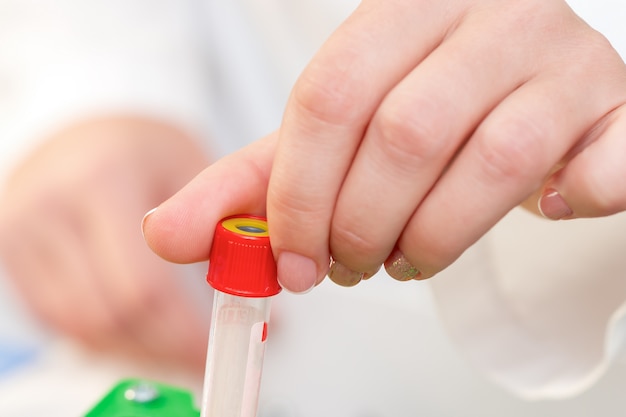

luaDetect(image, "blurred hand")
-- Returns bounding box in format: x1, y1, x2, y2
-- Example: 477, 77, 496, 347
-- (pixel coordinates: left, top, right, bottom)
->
0, 115, 210, 371
144, 0, 626, 293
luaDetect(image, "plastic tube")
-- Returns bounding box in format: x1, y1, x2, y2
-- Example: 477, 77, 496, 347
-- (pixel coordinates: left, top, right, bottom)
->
200, 215, 281, 417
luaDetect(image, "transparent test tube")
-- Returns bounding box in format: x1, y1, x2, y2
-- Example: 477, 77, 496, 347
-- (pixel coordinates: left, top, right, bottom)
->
201, 215, 281, 417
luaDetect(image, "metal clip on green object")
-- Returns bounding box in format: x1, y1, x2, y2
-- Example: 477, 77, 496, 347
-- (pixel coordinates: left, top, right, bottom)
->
84, 378, 200, 417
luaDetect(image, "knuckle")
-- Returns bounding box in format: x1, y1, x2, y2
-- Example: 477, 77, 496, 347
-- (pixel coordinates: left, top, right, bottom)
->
331, 222, 380, 261
375, 99, 450, 167
268, 162, 331, 224
291, 60, 368, 126
476, 115, 546, 182
568, 27, 616, 66
267, 192, 330, 256
268, 188, 326, 229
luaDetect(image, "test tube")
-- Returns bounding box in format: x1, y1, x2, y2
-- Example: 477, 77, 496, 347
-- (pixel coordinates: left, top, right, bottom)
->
200, 215, 281, 417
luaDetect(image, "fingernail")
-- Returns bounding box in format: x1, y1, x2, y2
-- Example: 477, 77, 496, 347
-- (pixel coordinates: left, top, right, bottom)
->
538, 188, 573, 220
384, 250, 421, 281
327, 260, 374, 287
141, 207, 158, 239
277, 252, 318, 294
361, 265, 381, 281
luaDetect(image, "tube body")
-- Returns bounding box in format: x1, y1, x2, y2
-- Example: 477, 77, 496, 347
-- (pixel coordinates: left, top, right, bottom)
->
201, 290, 271, 417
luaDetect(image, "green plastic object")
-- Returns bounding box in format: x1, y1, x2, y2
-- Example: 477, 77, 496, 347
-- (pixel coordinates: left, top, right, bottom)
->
84, 378, 200, 417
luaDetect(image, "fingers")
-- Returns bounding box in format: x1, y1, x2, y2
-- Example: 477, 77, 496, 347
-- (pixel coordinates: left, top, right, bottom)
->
267, 0, 459, 291
327, 8, 530, 279
0, 178, 209, 369
87, 186, 208, 369
0, 197, 127, 350
538, 105, 626, 220
0, 115, 214, 371
323, 1, 626, 282
398, 64, 626, 277
142, 132, 277, 264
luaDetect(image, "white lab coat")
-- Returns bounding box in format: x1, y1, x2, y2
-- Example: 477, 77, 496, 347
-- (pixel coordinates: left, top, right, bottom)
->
1, 0, 626, 415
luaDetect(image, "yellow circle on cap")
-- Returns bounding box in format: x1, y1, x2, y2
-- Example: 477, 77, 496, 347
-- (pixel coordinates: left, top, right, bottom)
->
221, 217, 269, 237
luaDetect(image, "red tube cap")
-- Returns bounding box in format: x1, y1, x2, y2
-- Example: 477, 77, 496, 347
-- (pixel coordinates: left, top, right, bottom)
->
207, 215, 281, 297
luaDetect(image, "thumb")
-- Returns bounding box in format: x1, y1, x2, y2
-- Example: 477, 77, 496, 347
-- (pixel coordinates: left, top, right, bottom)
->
142, 132, 277, 263
538, 106, 626, 220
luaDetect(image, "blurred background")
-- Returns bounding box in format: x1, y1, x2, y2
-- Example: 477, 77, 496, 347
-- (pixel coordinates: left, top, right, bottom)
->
2, 0, 626, 415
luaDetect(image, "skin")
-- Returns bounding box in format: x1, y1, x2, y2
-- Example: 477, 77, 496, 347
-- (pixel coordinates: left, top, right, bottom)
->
0, 115, 210, 372
144, 0, 626, 294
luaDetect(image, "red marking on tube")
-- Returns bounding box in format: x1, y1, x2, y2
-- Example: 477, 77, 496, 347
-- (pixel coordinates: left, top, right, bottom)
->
262, 322, 268, 342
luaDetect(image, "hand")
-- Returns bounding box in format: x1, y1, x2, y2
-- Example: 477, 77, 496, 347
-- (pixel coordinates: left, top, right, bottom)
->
269, 0, 626, 288
0, 116, 210, 371
143, 0, 626, 293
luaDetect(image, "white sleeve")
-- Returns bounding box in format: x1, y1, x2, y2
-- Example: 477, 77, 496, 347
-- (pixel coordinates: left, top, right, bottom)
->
0, 0, 213, 187
430, 0, 626, 400
431, 209, 626, 399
